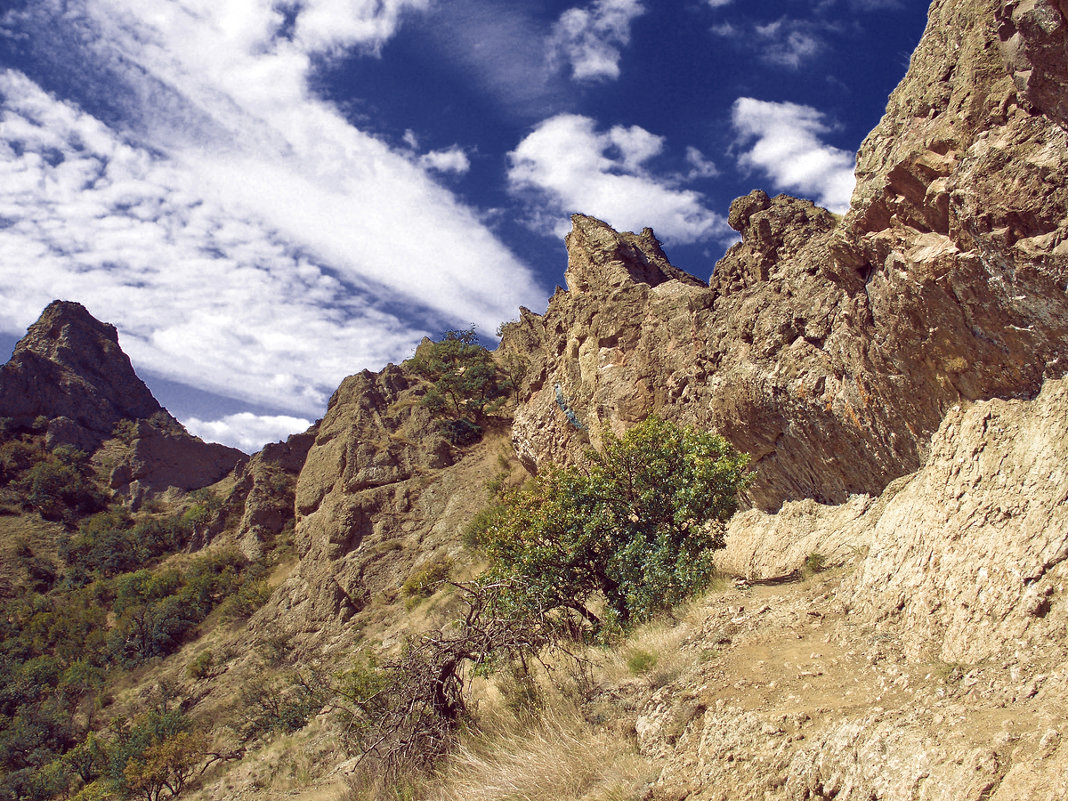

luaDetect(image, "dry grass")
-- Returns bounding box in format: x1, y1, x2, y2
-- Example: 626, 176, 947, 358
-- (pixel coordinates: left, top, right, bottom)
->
422, 706, 651, 801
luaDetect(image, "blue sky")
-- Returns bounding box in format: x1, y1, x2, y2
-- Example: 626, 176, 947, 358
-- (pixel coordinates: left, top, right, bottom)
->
0, 0, 928, 452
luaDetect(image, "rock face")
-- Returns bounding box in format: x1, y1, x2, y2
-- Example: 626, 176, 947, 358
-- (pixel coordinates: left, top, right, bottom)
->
0, 301, 244, 493
202, 428, 317, 557
503, 0, 1068, 511
257, 364, 513, 645
845, 379, 1068, 665
635, 378, 1068, 801
0, 300, 161, 448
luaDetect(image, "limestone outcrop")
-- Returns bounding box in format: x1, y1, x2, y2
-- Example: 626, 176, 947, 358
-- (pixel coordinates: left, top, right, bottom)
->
198, 427, 317, 556
256, 364, 514, 646
634, 380, 1068, 801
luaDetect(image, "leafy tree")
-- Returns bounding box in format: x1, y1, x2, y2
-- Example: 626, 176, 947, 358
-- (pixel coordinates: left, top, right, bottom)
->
406, 328, 512, 445
123, 731, 201, 801
474, 416, 751, 631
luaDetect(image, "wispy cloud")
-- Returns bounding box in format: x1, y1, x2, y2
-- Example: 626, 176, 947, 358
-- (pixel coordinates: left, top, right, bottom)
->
414, 0, 565, 119
712, 17, 826, 69
507, 113, 729, 245
731, 98, 856, 213
185, 412, 313, 454
548, 0, 645, 82
0, 1, 546, 423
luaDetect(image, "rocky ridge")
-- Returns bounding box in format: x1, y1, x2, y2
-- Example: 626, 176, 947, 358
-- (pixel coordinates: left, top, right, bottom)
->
0, 300, 244, 496
239, 0, 1068, 731
502, 0, 1068, 512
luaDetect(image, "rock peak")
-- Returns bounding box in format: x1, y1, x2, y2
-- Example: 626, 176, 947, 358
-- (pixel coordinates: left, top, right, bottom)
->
0, 301, 245, 492
564, 214, 705, 293
0, 300, 163, 441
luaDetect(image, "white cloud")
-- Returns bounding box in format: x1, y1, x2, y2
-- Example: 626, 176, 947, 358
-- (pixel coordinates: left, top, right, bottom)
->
549, 0, 645, 82
731, 98, 856, 214
685, 147, 719, 179
294, 0, 430, 55
418, 146, 471, 175
0, 0, 546, 422
185, 412, 313, 454
507, 114, 729, 244
706, 0, 733, 6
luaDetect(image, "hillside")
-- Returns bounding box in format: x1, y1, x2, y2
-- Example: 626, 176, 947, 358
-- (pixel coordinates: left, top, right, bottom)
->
1, 0, 1067, 799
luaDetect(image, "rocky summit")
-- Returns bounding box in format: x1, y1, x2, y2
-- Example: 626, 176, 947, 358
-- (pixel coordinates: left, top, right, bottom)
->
1, 0, 1068, 800
0, 300, 244, 496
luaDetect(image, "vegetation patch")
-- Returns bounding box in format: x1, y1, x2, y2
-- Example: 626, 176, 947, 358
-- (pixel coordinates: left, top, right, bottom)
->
406, 328, 514, 446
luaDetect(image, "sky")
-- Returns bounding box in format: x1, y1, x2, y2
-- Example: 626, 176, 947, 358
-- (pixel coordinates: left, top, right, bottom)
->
0, 0, 930, 453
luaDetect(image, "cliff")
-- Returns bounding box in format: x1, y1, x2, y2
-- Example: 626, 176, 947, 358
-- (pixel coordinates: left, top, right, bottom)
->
502, 0, 1068, 512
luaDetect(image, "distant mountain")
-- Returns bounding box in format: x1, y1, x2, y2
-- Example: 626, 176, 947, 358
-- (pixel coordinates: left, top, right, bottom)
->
0, 300, 244, 497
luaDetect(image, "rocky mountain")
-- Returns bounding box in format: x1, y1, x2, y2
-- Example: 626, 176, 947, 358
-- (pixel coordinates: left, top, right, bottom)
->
0, 300, 244, 497
504, 0, 1068, 513
2, 0, 1068, 799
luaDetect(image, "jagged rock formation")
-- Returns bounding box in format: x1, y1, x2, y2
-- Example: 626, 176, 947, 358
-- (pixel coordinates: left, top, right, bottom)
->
502, 0, 1068, 511
0, 301, 244, 494
0, 300, 161, 448
199, 427, 317, 556
255, 364, 514, 646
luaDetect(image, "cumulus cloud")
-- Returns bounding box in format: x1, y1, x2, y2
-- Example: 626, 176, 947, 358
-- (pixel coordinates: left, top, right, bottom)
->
507, 114, 729, 244
731, 98, 856, 214
185, 412, 313, 454
418, 146, 471, 175
549, 0, 645, 82
0, 0, 546, 424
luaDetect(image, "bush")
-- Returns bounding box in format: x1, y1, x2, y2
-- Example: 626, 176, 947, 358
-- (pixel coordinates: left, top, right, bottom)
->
626, 648, 659, 675
401, 558, 453, 605
18, 460, 104, 522
474, 416, 751, 632
406, 328, 512, 445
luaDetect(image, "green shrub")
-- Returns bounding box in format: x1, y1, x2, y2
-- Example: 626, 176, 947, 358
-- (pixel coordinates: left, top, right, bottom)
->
406, 328, 513, 445
217, 578, 272, 622
18, 460, 104, 522
186, 651, 215, 681
401, 558, 453, 607
802, 552, 827, 579
474, 416, 751, 632
626, 648, 659, 675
